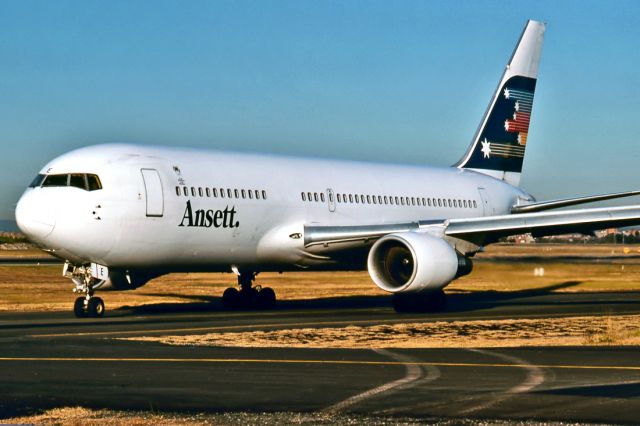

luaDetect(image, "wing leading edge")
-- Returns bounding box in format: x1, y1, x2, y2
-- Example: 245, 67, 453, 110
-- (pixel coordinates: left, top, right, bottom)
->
511, 190, 640, 214
304, 204, 640, 252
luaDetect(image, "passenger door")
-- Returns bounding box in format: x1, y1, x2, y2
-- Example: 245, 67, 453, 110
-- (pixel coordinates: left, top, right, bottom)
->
140, 169, 164, 217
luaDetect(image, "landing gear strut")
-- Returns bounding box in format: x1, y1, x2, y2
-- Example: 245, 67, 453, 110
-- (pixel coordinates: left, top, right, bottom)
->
392, 289, 447, 313
69, 266, 105, 318
222, 270, 276, 310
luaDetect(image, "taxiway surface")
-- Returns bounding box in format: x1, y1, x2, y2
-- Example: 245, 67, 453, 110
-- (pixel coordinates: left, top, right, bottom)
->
1, 290, 640, 423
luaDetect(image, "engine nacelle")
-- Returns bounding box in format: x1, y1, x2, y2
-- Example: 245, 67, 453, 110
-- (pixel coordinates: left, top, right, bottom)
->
367, 232, 463, 293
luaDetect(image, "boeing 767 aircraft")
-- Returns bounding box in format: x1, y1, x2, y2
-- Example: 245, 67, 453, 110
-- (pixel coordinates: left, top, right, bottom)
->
15, 20, 640, 317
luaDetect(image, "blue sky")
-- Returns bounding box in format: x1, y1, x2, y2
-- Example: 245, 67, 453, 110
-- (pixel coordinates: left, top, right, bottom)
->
2, 0, 640, 220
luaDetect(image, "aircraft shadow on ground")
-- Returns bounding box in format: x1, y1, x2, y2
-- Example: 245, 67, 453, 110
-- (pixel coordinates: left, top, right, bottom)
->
535, 381, 640, 399
118, 294, 390, 315
116, 280, 640, 316
444, 281, 640, 312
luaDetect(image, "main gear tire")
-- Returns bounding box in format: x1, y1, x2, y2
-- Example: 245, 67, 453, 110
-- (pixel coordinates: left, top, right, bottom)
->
87, 297, 105, 318
256, 287, 276, 309
222, 287, 241, 309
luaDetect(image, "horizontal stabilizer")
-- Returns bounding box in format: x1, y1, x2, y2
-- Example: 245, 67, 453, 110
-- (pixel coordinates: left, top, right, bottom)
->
511, 190, 640, 214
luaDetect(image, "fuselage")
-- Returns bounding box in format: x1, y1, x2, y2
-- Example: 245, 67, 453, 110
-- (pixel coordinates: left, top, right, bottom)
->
16, 143, 530, 273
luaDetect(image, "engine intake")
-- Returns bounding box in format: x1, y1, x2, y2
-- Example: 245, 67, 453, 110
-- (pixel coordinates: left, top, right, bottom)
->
367, 232, 464, 293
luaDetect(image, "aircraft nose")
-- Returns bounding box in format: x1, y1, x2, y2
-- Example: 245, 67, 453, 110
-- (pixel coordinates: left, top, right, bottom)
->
15, 189, 56, 242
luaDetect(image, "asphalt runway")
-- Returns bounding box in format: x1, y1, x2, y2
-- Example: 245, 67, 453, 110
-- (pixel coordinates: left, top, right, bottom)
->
1, 290, 640, 423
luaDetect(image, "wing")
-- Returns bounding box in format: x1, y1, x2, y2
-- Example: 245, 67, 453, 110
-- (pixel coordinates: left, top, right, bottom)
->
510, 190, 640, 214
304, 204, 640, 252
446, 204, 640, 244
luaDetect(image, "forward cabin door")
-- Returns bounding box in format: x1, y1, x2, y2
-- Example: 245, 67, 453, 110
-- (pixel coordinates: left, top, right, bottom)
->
141, 169, 164, 217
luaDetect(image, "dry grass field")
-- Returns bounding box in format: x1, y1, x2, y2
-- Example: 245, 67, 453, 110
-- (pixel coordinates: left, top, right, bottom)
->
475, 243, 640, 258
131, 314, 640, 349
2, 244, 640, 311
3, 407, 441, 426
0, 248, 53, 258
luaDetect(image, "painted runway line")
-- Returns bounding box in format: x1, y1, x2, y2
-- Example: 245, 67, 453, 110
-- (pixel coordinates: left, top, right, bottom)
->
1, 356, 639, 372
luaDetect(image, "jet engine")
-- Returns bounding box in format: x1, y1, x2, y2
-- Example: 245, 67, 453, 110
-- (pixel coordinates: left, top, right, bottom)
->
367, 232, 471, 293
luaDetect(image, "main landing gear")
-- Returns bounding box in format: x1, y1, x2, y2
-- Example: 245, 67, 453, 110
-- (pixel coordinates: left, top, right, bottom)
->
222, 271, 276, 310
392, 289, 447, 313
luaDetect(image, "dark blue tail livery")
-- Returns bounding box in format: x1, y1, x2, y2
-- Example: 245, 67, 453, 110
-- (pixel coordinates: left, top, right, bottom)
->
459, 76, 536, 173
456, 20, 545, 186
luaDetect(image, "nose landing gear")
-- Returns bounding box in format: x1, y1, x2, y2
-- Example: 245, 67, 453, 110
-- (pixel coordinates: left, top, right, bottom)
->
68, 264, 106, 318
73, 295, 105, 318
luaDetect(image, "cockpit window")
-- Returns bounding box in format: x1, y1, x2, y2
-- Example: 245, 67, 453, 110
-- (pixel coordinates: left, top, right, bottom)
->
35, 173, 103, 191
28, 174, 46, 188
42, 174, 69, 187
87, 174, 102, 191
69, 174, 86, 189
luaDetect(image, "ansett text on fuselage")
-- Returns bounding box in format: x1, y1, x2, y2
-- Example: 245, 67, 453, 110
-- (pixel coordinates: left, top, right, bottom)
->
179, 200, 239, 228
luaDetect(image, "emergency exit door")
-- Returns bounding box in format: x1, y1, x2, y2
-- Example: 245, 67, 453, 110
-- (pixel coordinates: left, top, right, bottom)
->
141, 169, 164, 217
326, 188, 336, 212
477, 187, 493, 216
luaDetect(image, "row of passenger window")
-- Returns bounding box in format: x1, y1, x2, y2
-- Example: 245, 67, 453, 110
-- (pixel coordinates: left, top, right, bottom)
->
301, 191, 478, 209
175, 186, 268, 200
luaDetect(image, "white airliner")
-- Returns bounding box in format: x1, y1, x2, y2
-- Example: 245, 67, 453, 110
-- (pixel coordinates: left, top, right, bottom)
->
15, 20, 640, 317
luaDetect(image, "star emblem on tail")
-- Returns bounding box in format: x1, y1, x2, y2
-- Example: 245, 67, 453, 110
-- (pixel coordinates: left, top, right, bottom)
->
481, 138, 492, 158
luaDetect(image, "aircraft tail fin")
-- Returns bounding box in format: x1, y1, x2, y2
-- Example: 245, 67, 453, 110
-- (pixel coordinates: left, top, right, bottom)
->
456, 20, 545, 187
